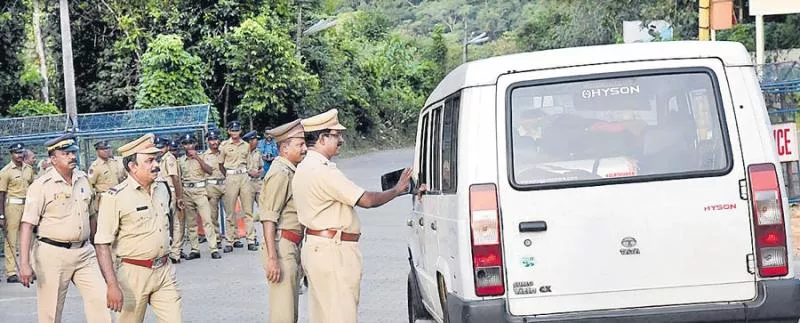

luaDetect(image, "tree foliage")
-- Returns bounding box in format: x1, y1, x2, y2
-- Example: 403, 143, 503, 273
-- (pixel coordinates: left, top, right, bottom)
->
225, 17, 315, 120
8, 99, 60, 117
135, 34, 209, 109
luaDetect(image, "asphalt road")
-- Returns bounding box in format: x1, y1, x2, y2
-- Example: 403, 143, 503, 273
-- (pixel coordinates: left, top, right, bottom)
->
0, 148, 418, 322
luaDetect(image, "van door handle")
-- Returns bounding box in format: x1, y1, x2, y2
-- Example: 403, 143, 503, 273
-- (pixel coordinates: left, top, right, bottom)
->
430, 221, 437, 231
519, 221, 547, 232
406, 219, 414, 227
418, 217, 425, 227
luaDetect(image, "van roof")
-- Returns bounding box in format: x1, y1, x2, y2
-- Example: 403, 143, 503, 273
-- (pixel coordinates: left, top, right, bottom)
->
425, 41, 751, 106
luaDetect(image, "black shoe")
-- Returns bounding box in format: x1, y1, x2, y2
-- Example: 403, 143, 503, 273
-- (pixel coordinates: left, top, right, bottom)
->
199, 236, 207, 243
233, 241, 244, 248
247, 244, 258, 251
170, 257, 181, 264
180, 251, 188, 259
211, 251, 222, 259
223, 245, 234, 253
7, 275, 19, 283
217, 242, 222, 249
185, 252, 201, 260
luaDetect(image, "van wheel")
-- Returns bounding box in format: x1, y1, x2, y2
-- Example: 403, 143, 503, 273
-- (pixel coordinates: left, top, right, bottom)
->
437, 275, 450, 323
408, 271, 432, 323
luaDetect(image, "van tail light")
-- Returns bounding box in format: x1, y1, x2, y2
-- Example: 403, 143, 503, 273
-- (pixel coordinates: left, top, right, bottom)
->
748, 163, 789, 277
469, 184, 505, 296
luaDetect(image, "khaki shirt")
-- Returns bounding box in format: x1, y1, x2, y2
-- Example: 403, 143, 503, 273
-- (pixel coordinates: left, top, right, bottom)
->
88, 157, 126, 193
293, 151, 365, 233
21, 168, 93, 242
202, 150, 225, 179
179, 155, 207, 183
247, 149, 262, 178
218, 139, 249, 170
158, 152, 180, 188
0, 161, 34, 197
95, 176, 170, 260
258, 157, 300, 231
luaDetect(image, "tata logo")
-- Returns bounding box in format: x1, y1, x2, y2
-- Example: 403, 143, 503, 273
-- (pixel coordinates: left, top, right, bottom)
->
621, 237, 637, 248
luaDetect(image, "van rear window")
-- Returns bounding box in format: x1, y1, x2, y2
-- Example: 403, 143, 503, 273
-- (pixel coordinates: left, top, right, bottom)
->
508, 71, 730, 187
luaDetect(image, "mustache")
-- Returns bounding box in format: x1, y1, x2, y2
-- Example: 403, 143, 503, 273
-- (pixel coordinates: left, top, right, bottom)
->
68, 159, 77, 164
151, 167, 161, 174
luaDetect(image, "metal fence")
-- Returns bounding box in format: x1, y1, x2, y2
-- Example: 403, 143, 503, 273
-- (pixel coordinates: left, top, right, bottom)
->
0, 104, 214, 170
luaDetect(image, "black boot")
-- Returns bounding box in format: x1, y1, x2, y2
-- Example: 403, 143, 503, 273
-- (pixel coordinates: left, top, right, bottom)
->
185, 252, 201, 260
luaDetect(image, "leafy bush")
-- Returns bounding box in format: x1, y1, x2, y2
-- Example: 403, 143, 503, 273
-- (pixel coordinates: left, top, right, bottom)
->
8, 99, 60, 117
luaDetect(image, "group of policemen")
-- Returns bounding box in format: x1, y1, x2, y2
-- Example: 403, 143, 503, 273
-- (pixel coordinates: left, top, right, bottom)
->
0, 108, 412, 323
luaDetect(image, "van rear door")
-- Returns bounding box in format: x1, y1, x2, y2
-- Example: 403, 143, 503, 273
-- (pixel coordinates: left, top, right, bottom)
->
495, 58, 756, 316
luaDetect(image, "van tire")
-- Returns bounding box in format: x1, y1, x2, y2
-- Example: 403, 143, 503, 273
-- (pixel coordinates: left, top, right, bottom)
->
437, 275, 450, 323
408, 271, 432, 322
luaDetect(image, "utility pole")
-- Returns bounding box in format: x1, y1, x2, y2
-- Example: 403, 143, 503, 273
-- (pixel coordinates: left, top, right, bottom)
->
59, 0, 77, 131
295, 3, 303, 55
698, 0, 710, 41
462, 19, 468, 64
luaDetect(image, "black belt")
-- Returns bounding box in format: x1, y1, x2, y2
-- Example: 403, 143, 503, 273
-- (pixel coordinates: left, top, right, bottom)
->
38, 237, 87, 249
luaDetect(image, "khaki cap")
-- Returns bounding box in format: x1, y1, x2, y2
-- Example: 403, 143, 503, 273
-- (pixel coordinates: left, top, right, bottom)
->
301, 109, 346, 132
118, 134, 160, 157
267, 119, 305, 142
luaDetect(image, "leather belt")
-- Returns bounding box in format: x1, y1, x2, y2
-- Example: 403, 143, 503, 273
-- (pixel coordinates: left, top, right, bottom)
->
305, 229, 360, 242
183, 181, 206, 188
7, 197, 25, 205
39, 237, 87, 249
121, 255, 170, 269
226, 169, 247, 175
206, 179, 224, 185
280, 230, 303, 245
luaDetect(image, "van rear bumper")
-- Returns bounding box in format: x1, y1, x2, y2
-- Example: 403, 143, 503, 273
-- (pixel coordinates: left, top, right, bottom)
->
447, 279, 800, 323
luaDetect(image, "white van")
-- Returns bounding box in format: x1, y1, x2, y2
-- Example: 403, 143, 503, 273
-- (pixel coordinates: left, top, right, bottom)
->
386, 41, 800, 322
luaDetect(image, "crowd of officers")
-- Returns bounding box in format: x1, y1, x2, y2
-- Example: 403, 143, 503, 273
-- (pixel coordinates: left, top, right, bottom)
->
0, 108, 412, 323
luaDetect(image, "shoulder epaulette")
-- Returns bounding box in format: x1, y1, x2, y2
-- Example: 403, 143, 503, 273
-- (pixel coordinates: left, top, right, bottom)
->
107, 182, 128, 195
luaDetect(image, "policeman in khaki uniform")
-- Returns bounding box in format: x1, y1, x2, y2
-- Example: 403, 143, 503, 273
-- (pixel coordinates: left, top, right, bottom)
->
95, 133, 182, 323
293, 109, 411, 323
202, 130, 224, 250
218, 121, 257, 251
17, 133, 111, 323
244, 131, 263, 203
177, 133, 221, 260
88, 141, 127, 216
259, 120, 307, 323
156, 136, 185, 263
0, 142, 34, 283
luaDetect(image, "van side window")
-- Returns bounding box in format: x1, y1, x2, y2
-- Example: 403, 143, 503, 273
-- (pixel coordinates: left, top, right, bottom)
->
419, 113, 430, 187
431, 107, 443, 192
442, 95, 460, 193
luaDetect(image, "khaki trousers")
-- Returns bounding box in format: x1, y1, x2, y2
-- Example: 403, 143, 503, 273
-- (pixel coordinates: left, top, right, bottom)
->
117, 261, 182, 323
222, 173, 254, 244
205, 183, 224, 239
183, 187, 218, 253
251, 178, 262, 204
301, 235, 362, 323
262, 237, 301, 323
4, 203, 23, 276
32, 241, 111, 323
168, 189, 185, 259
